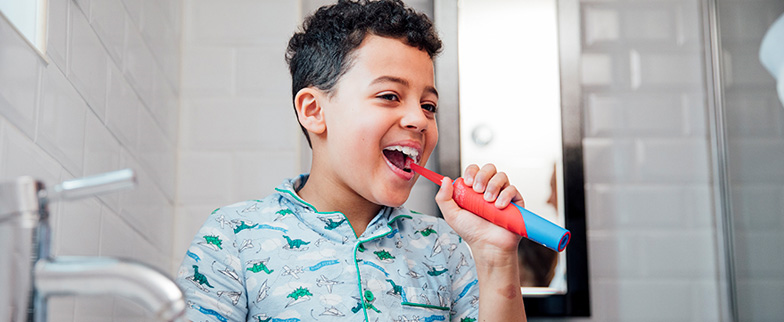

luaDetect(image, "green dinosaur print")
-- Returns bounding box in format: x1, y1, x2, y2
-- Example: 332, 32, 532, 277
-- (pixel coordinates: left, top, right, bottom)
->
374, 250, 395, 261
276, 209, 294, 217
191, 265, 214, 288
357, 244, 366, 252
256, 317, 271, 322
415, 227, 438, 237
324, 218, 346, 230
427, 267, 448, 276
351, 290, 381, 313
203, 235, 223, 250
248, 262, 274, 274
283, 235, 310, 249
386, 279, 403, 296
461, 318, 477, 322
233, 221, 258, 234
287, 287, 313, 300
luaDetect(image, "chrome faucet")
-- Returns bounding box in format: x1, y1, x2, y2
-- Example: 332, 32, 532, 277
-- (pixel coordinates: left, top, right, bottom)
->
0, 169, 185, 322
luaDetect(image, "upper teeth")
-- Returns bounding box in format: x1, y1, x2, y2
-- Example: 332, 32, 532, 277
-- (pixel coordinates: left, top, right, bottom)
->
385, 145, 420, 163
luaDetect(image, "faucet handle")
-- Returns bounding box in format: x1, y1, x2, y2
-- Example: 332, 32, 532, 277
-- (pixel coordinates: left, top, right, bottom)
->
44, 169, 136, 202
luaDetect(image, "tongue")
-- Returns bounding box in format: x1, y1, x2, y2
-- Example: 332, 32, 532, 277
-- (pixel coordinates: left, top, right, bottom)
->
383, 150, 408, 171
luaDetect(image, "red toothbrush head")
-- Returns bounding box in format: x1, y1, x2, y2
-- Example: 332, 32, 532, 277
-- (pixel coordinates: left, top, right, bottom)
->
408, 161, 444, 184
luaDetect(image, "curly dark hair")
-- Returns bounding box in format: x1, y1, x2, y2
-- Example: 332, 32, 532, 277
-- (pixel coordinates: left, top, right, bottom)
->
285, 0, 442, 146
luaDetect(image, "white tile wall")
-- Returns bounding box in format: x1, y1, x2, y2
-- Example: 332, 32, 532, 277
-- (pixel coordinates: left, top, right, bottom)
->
0, 0, 180, 320
718, 0, 784, 320
174, 0, 301, 262
579, 0, 720, 321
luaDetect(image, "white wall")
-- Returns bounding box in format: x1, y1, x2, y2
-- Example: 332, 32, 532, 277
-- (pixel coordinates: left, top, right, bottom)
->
173, 0, 302, 261
0, 0, 180, 320
574, 0, 720, 321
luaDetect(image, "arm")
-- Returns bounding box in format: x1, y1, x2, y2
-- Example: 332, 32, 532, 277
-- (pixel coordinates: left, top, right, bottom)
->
434, 164, 526, 322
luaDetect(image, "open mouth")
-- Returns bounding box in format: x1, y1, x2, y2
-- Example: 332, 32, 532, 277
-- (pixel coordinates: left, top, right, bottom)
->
383, 145, 420, 173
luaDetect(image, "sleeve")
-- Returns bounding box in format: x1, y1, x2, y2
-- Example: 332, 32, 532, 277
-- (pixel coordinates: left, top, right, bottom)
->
444, 224, 480, 322
175, 208, 247, 322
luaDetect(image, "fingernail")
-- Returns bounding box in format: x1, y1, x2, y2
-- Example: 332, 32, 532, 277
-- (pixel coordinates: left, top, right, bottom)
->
484, 192, 493, 201
464, 177, 473, 185
475, 183, 483, 191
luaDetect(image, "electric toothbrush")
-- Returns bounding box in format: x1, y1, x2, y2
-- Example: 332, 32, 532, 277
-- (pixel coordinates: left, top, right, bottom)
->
409, 162, 570, 252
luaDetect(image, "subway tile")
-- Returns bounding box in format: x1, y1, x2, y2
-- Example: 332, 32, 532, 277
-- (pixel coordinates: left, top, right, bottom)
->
235, 46, 291, 98
676, 1, 701, 46
47, 0, 69, 69
635, 51, 703, 88
639, 231, 716, 278
583, 6, 620, 45
177, 151, 233, 204
118, 155, 173, 253
74, 296, 115, 322
232, 150, 299, 201
53, 198, 102, 256
150, 72, 179, 141
37, 64, 87, 176
588, 231, 642, 279
90, 0, 127, 66
724, 91, 783, 138
72, 0, 91, 21
113, 297, 146, 322
181, 97, 298, 150
0, 17, 41, 140
636, 138, 710, 183
83, 111, 122, 212
180, 45, 234, 96
582, 138, 635, 183
682, 92, 708, 137
120, 0, 143, 32
586, 92, 684, 137
68, 6, 108, 116
137, 107, 176, 201
99, 206, 135, 258
730, 184, 784, 232
727, 138, 784, 183
105, 63, 140, 151
621, 7, 673, 42
47, 297, 75, 322
184, 0, 297, 46
733, 231, 784, 279
590, 279, 694, 322
123, 25, 156, 108
0, 120, 61, 183
580, 53, 614, 86
735, 279, 784, 320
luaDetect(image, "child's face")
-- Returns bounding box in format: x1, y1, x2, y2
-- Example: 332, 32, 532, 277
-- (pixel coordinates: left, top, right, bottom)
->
319, 35, 438, 207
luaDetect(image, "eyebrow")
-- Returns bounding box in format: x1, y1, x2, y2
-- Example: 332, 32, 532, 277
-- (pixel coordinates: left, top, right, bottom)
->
370, 76, 439, 98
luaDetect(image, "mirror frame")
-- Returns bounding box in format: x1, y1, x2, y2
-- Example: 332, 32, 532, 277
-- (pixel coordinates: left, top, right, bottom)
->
434, 0, 590, 316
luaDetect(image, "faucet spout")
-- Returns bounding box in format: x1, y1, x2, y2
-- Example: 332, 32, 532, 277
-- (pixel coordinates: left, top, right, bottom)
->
35, 257, 185, 321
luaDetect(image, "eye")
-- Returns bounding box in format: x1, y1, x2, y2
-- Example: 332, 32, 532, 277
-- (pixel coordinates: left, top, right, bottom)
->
421, 103, 438, 113
378, 93, 400, 101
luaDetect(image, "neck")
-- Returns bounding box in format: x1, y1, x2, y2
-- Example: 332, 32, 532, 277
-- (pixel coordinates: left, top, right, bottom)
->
298, 170, 382, 237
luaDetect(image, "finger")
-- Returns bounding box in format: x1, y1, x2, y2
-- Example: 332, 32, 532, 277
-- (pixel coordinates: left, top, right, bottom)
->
462, 164, 480, 186
495, 184, 523, 209
483, 171, 509, 202
472, 164, 497, 193
434, 177, 462, 218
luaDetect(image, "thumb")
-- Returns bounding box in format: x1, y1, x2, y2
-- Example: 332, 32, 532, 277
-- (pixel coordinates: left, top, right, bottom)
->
434, 177, 462, 218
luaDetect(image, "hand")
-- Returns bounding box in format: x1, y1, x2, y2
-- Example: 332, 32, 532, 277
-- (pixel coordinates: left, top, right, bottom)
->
434, 164, 524, 255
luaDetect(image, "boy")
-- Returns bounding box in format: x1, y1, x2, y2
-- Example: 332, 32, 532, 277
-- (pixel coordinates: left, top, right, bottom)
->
176, 1, 527, 321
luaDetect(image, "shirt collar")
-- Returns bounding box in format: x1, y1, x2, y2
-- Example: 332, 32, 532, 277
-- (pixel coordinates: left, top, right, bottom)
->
274, 174, 406, 241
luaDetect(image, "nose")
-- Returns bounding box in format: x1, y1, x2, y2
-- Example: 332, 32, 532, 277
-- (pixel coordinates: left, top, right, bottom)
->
400, 103, 429, 133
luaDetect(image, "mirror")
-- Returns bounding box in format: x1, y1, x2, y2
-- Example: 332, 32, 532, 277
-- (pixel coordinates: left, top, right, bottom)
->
434, 0, 590, 316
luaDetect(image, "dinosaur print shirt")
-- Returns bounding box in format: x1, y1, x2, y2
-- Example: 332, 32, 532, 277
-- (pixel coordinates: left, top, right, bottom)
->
176, 174, 480, 322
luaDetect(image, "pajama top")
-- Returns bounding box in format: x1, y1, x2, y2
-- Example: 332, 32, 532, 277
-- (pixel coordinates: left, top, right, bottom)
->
176, 174, 480, 322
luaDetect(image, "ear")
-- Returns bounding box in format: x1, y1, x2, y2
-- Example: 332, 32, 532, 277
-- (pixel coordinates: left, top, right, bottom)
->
294, 87, 327, 135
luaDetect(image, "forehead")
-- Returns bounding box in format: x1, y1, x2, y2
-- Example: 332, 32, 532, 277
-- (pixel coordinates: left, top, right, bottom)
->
345, 35, 435, 84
